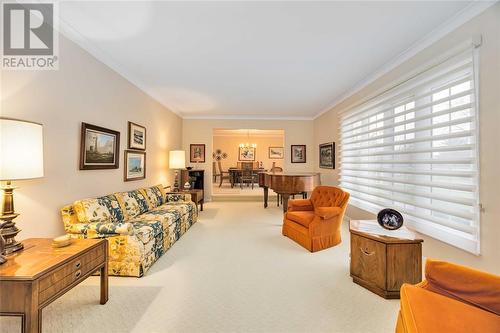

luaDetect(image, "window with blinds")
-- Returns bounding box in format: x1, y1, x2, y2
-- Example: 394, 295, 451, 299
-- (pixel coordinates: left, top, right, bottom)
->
339, 48, 480, 254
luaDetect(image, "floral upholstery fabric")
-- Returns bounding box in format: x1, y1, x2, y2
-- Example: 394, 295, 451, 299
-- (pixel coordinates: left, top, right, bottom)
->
115, 190, 150, 219
166, 193, 191, 203
140, 185, 166, 209
61, 185, 198, 277
73, 198, 113, 224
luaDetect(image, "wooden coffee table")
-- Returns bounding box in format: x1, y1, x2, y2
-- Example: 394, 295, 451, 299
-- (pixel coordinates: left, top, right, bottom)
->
0, 238, 108, 332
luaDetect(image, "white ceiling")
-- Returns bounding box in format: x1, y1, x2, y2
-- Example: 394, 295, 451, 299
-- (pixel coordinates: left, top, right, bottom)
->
58, 1, 481, 119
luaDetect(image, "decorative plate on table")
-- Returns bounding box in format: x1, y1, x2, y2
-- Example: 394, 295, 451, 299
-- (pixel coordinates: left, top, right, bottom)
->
377, 209, 404, 230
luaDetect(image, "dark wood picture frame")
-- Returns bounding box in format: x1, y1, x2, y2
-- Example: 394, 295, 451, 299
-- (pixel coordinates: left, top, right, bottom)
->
190, 144, 206, 163
127, 121, 146, 150
319, 142, 335, 169
80, 122, 120, 170
239, 147, 256, 161
268, 146, 284, 159
291, 145, 306, 163
124, 150, 146, 181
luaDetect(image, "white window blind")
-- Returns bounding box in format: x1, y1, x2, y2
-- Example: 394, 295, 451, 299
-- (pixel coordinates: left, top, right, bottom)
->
339, 47, 480, 254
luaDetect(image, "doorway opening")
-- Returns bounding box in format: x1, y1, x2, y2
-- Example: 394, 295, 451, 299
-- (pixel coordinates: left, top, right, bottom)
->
212, 128, 284, 200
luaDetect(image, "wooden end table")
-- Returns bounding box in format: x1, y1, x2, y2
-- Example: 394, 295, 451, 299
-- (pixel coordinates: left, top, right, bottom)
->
168, 189, 204, 211
349, 220, 423, 299
0, 238, 108, 332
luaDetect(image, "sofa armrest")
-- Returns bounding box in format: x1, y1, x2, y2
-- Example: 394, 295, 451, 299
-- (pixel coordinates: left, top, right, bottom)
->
166, 193, 192, 203
423, 259, 500, 315
66, 222, 134, 238
314, 207, 342, 219
288, 199, 313, 212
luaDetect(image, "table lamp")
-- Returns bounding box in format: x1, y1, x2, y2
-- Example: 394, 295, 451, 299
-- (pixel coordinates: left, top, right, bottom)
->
0, 118, 44, 262
169, 150, 185, 192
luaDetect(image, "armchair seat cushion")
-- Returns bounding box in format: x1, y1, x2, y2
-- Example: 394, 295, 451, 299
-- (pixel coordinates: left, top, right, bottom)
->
400, 284, 500, 333
286, 211, 315, 228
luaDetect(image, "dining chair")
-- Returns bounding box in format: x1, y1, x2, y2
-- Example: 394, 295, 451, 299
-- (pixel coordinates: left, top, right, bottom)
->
240, 162, 254, 189
218, 161, 231, 188
213, 161, 221, 183
270, 165, 284, 206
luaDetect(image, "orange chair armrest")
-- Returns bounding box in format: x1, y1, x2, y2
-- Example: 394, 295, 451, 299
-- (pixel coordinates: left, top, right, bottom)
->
314, 207, 342, 219
288, 199, 313, 211
424, 259, 500, 315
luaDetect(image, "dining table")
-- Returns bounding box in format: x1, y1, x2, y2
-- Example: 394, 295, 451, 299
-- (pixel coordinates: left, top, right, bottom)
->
227, 168, 267, 188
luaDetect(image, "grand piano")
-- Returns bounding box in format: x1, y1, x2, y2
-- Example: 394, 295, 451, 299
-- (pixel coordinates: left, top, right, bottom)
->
259, 172, 321, 212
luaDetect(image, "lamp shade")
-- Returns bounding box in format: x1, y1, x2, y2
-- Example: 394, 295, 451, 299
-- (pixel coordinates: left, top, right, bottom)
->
0, 118, 44, 180
169, 150, 185, 169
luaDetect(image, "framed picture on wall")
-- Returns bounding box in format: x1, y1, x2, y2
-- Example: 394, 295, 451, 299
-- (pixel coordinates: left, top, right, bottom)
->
190, 144, 206, 163
124, 150, 146, 181
291, 145, 306, 163
128, 121, 146, 150
268, 147, 284, 159
80, 122, 120, 170
239, 147, 256, 161
319, 142, 335, 169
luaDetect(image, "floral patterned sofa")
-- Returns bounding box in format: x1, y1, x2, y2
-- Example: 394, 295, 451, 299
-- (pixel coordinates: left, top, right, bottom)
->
61, 185, 197, 277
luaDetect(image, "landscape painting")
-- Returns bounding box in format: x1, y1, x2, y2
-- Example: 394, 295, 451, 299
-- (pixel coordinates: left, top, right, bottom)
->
124, 150, 146, 181
239, 147, 256, 161
268, 147, 284, 159
319, 142, 335, 169
80, 123, 120, 170
128, 122, 146, 150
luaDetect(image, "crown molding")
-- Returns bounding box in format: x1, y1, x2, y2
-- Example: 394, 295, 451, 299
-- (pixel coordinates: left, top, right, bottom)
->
182, 114, 314, 121
313, 0, 498, 120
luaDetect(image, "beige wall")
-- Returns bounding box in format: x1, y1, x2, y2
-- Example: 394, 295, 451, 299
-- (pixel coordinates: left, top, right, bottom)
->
0, 34, 182, 239
212, 134, 284, 171
183, 119, 315, 199
314, 4, 500, 274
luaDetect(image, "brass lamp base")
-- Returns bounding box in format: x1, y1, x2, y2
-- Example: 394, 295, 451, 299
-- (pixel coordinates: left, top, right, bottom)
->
1, 182, 24, 258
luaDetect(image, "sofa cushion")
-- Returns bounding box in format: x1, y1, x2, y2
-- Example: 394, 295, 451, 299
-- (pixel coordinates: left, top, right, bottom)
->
286, 211, 315, 228
116, 190, 150, 219
73, 197, 113, 223
140, 185, 166, 209
400, 284, 500, 333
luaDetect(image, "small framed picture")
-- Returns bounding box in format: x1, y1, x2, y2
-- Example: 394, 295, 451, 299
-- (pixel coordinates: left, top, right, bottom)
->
124, 150, 146, 181
239, 147, 255, 161
291, 145, 306, 163
128, 122, 146, 150
319, 142, 335, 169
268, 147, 284, 159
190, 144, 206, 163
80, 122, 120, 170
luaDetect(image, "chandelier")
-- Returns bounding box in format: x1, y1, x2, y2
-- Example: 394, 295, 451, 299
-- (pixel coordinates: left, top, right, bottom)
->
239, 130, 257, 148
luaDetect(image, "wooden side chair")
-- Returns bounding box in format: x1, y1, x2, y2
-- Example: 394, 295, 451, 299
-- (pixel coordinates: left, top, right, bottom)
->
217, 161, 231, 187
213, 161, 221, 183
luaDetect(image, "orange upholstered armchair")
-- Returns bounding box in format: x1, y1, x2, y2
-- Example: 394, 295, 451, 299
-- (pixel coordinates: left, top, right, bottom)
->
282, 186, 349, 252
396, 259, 500, 333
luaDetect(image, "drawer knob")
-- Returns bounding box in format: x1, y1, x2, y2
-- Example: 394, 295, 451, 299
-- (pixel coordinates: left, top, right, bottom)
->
75, 270, 82, 278
360, 247, 374, 256
75, 261, 81, 269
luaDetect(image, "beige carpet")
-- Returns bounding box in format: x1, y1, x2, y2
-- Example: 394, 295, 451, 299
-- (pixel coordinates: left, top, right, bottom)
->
1, 202, 399, 333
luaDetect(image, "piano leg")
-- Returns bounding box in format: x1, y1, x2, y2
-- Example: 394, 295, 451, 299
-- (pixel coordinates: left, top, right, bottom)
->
263, 187, 268, 208
282, 193, 290, 213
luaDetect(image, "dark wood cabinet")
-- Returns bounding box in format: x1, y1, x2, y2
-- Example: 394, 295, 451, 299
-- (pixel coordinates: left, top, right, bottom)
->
181, 169, 204, 195
349, 221, 423, 299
